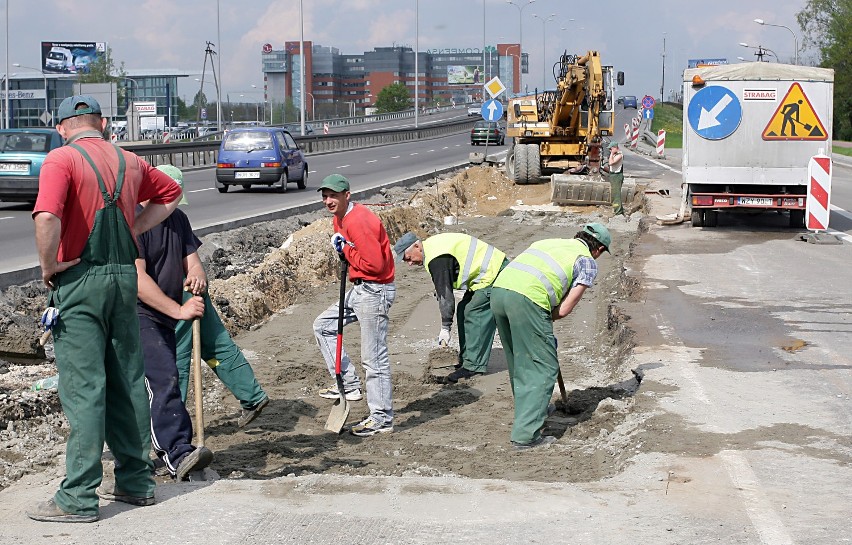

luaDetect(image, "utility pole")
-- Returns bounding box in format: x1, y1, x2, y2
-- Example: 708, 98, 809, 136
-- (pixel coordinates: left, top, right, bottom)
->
660, 34, 666, 104
197, 42, 221, 132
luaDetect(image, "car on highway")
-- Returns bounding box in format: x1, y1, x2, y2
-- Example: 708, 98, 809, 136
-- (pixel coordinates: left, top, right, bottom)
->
470, 120, 505, 146
623, 95, 638, 109
467, 104, 481, 117
215, 127, 307, 193
283, 123, 314, 136
0, 129, 63, 203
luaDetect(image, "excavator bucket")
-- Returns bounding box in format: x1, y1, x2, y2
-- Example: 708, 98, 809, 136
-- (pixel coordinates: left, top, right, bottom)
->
551, 174, 636, 206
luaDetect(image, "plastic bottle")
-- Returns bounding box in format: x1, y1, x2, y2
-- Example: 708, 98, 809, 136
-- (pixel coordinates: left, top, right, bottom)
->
31, 375, 59, 392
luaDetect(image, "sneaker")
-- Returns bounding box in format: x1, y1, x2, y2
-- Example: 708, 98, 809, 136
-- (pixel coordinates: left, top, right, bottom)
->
350, 416, 393, 437
26, 499, 98, 523
445, 367, 484, 383
175, 446, 213, 481
318, 385, 363, 401
96, 485, 155, 506
238, 396, 270, 428
512, 435, 557, 451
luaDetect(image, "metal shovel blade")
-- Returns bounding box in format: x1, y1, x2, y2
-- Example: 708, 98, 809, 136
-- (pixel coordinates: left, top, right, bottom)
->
324, 395, 350, 433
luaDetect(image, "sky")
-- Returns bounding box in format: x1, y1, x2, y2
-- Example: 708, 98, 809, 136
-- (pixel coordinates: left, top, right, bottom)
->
4, 0, 809, 103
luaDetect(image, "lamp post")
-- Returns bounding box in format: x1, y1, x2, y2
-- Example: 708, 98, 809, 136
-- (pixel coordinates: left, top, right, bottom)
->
12, 63, 50, 126
739, 42, 777, 62
754, 18, 798, 65
532, 13, 557, 89
506, 0, 535, 93
415, 0, 419, 128
216, 0, 223, 133
660, 33, 666, 105
4, 1, 8, 129
298, 0, 306, 136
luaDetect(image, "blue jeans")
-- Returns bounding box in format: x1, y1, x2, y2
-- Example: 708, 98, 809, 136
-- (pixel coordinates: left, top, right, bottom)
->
313, 281, 396, 424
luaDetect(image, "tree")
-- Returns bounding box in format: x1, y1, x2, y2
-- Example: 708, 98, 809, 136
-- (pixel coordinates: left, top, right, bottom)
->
797, 0, 852, 139
374, 82, 412, 114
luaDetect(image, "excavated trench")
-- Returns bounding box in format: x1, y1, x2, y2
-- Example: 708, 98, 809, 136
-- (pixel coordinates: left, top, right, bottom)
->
0, 166, 646, 488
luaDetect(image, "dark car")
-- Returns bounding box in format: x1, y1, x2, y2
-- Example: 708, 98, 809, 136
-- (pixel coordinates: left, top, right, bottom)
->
283, 123, 314, 135
0, 129, 64, 203
215, 127, 307, 193
470, 120, 505, 146
623, 95, 638, 109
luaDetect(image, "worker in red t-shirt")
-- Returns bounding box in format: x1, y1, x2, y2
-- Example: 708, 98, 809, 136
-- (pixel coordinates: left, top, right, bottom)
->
313, 174, 397, 437
29, 95, 182, 523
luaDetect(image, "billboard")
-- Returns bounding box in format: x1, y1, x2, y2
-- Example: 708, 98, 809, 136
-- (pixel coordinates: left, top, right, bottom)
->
41, 41, 106, 74
447, 65, 484, 85
687, 58, 728, 69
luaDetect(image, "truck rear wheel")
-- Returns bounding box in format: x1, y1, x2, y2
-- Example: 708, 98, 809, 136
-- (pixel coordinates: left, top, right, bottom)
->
789, 209, 805, 228
690, 210, 704, 227
513, 144, 529, 184
526, 144, 541, 182
704, 211, 718, 227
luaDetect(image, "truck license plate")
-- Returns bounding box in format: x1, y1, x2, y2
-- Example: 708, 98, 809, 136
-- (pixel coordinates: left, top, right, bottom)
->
738, 197, 773, 206
0, 162, 28, 172
235, 171, 260, 179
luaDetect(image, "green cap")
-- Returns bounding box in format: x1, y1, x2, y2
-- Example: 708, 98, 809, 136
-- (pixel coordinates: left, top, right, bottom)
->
57, 95, 102, 124
317, 173, 350, 192
608, 141, 620, 149
583, 222, 612, 253
155, 164, 188, 205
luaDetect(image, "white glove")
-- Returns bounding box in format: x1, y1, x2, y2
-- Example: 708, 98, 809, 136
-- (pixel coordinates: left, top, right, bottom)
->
40, 307, 59, 331
331, 232, 347, 253
437, 327, 451, 346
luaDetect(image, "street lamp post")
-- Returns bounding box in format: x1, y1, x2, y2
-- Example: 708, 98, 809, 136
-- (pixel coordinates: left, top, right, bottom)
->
754, 18, 798, 65
415, 0, 419, 128
506, 0, 535, 93
532, 13, 557, 89
298, 0, 306, 136
12, 63, 50, 126
660, 34, 666, 105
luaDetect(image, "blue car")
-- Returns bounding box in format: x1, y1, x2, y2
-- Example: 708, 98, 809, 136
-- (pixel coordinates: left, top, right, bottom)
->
0, 129, 64, 203
215, 127, 308, 193
623, 95, 638, 109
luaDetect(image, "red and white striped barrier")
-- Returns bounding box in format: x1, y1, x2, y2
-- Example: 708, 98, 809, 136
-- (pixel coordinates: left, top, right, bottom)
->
656, 129, 666, 157
624, 123, 630, 142
162, 132, 171, 144
110, 133, 118, 143
323, 123, 329, 135
630, 118, 639, 149
806, 155, 832, 231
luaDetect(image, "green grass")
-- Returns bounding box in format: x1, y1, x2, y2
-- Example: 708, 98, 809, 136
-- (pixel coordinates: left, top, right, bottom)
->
650, 103, 683, 148
834, 146, 852, 157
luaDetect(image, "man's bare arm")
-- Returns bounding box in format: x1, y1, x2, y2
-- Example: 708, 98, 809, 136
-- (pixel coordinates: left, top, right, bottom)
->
133, 199, 181, 237
33, 211, 80, 288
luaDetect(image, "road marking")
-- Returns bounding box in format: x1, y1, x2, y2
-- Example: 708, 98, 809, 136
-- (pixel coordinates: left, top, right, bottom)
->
337, 164, 350, 168
410, 152, 419, 156
719, 451, 795, 545
391, 156, 400, 159
366, 160, 377, 163
188, 188, 215, 193
309, 170, 317, 174
0, 216, 13, 221
442, 146, 449, 150
428, 149, 436, 153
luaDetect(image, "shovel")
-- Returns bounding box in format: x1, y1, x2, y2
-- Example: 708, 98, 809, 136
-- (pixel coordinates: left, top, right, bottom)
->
325, 259, 351, 433
554, 337, 569, 410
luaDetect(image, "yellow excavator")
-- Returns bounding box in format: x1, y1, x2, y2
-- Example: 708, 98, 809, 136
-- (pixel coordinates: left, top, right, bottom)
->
506, 51, 623, 190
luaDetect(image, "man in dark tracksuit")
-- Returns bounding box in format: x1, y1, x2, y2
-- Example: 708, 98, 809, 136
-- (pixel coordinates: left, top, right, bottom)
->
394, 232, 508, 383
134, 164, 213, 480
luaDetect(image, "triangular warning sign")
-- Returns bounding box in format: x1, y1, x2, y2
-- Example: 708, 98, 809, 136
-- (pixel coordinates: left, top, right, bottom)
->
762, 83, 827, 141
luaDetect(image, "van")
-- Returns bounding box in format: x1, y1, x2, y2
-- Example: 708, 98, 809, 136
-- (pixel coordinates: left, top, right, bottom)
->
44, 47, 74, 73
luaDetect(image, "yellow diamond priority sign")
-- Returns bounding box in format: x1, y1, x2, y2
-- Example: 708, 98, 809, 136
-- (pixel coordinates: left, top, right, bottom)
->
484, 76, 506, 99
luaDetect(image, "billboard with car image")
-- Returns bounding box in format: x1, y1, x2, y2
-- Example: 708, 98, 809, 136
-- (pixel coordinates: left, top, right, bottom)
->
41, 41, 106, 74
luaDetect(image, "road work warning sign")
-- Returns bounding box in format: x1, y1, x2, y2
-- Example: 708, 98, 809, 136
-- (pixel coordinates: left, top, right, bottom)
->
762, 83, 827, 141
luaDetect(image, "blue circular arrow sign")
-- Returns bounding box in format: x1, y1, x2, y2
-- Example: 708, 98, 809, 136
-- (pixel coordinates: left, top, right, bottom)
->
481, 99, 504, 122
687, 86, 742, 140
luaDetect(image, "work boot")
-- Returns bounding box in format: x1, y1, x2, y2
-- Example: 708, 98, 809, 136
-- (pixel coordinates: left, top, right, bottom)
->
512, 435, 557, 451
238, 396, 270, 428
96, 485, 155, 506
26, 499, 98, 523
445, 367, 484, 383
175, 446, 213, 481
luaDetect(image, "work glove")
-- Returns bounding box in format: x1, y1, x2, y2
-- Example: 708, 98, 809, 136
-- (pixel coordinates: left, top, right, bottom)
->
40, 307, 59, 332
331, 232, 349, 254
437, 327, 451, 347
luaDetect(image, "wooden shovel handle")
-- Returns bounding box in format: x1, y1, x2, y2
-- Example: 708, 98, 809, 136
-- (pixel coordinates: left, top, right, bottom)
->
192, 318, 204, 447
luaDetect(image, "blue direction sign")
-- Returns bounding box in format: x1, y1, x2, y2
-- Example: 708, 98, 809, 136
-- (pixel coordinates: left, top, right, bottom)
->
201, 107, 208, 120
481, 99, 504, 122
687, 85, 742, 140
643, 108, 654, 120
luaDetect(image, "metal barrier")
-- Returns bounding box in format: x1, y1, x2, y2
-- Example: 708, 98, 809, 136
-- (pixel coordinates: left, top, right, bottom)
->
122, 117, 477, 169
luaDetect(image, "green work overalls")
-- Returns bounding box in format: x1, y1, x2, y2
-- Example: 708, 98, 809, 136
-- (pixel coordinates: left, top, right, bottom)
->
51, 141, 155, 516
